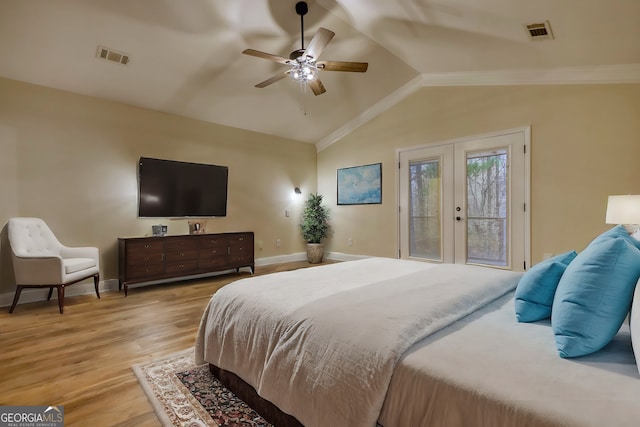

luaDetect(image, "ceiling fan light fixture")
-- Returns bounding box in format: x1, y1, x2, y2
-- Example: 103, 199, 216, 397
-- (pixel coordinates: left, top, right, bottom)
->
290, 62, 319, 82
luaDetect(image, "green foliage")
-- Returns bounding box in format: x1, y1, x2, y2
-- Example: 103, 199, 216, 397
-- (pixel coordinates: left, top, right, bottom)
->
300, 193, 329, 243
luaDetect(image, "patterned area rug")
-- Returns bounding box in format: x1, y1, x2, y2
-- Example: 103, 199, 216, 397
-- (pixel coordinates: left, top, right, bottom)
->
132, 348, 272, 427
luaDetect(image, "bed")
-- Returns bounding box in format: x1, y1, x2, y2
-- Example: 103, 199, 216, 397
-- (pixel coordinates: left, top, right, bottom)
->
195, 256, 640, 427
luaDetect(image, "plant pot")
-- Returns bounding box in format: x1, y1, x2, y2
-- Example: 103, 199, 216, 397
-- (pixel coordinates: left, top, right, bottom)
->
306, 243, 325, 264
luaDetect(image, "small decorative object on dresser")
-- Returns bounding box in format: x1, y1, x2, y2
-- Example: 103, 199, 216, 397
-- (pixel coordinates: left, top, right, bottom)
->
118, 232, 253, 295
151, 224, 167, 236
188, 220, 207, 235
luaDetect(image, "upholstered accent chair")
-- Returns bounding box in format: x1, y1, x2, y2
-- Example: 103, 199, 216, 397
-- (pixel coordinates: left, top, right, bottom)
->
8, 217, 100, 314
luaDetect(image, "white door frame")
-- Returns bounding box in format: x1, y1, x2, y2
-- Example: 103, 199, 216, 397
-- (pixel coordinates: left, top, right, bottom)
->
396, 126, 531, 271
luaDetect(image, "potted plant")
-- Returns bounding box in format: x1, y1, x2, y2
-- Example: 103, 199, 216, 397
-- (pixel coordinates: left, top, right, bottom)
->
300, 193, 330, 263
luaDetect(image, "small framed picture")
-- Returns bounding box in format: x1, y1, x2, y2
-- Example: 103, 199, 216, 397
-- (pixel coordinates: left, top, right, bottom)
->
337, 163, 382, 205
188, 220, 207, 235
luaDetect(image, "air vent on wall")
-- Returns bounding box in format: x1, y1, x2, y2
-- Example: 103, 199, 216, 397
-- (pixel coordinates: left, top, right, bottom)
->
96, 45, 130, 65
524, 21, 554, 40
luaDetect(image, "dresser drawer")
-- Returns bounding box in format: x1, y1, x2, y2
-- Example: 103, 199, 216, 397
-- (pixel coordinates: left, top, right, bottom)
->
199, 246, 227, 257
127, 263, 164, 280
126, 240, 164, 265
228, 254, 251, 264
165, 238, 198, 252
164, 249, 198, 262
165, 260, 198, 275
229, 234, 252, 245
199, 236, 228, 250
199, 255, 229, 269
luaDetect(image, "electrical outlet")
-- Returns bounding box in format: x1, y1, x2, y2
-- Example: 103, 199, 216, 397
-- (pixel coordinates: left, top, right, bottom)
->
276, 239, 281, 248
543, 253, 553, 260
348, 238, 353, 246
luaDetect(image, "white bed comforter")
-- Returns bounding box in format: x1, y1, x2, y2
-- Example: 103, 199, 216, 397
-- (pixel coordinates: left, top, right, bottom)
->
195, 257, 522, 427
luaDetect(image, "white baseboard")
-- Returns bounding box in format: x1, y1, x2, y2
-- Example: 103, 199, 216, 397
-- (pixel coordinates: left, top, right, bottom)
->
254, 252, 308, 266
255, 251, 370, 264
0, 252, 370, 308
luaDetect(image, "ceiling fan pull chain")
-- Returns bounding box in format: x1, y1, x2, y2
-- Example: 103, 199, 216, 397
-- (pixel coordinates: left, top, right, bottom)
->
301, 81, 308, 115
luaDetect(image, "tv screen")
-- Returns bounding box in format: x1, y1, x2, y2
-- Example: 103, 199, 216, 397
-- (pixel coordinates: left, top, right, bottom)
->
138, 157, 228, 218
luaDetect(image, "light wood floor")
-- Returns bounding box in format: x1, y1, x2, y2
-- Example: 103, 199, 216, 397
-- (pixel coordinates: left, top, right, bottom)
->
0, 260, 333, 426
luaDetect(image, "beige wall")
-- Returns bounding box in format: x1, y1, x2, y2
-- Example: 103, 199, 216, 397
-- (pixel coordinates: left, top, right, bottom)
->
318, 84, 640, 263
0, 78, 317, 292
3, 79, 639, 294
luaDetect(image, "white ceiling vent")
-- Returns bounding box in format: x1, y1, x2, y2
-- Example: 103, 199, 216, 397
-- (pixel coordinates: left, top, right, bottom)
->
524, 21, 554, 40
96, 46, 130, 65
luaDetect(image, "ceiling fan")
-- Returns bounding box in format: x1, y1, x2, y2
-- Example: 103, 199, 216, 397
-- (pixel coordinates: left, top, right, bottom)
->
242, 1, 368, 96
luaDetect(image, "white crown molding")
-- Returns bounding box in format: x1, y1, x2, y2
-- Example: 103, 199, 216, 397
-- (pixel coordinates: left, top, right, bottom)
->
421, 63, 640, 86
316, 63, 640, 151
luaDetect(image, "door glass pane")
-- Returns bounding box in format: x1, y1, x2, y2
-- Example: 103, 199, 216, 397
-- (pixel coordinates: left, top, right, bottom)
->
466, 149, 508, 266
409, 159, 441, 260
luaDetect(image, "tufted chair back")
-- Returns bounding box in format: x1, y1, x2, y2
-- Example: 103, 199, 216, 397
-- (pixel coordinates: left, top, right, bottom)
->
8, 217, 64, 257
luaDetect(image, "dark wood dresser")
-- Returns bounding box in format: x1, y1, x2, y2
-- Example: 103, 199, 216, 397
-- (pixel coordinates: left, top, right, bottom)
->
118, 232, 254, 295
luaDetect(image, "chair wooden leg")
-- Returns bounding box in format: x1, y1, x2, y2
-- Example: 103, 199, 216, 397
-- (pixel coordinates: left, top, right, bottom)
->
57, 285, 64, 314
47, 287, 54, 301
94, 273, 100, 299
8, 286, 24, 313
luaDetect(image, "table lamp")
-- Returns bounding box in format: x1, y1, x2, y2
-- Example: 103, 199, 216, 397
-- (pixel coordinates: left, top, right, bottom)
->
605, 195, 640, 233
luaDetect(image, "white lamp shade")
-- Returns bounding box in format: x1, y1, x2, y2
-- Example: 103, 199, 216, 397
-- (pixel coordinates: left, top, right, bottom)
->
605, 195, 640, 224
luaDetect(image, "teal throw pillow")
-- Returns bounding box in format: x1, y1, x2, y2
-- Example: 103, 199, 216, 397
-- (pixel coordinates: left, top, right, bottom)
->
589, 224, 640, 249
515, 250, 578, 322
551, 237, 640, 358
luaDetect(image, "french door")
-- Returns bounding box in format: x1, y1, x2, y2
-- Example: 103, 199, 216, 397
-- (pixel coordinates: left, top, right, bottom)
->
399, 128, 530, 271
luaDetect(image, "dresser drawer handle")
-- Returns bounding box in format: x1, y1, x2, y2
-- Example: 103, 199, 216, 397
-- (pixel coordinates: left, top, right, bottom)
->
144, 244, 150, 249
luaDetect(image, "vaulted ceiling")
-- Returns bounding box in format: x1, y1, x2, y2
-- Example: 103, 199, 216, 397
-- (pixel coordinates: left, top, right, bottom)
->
0, 0, 638, 147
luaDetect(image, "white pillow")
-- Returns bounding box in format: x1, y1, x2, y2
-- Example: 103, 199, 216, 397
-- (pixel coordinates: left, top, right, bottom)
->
631, 279, 640, 375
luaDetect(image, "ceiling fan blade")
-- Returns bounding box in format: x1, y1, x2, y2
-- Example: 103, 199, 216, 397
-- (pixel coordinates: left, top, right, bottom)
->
242, 49, 291, 65
304, 28, 335, 61
317, 61, 368, 73
308, 79, 326, 96
255, 71, 290, 88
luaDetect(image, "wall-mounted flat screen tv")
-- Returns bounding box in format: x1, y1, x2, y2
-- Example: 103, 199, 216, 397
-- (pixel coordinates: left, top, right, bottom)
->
138, 157, 228, 218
